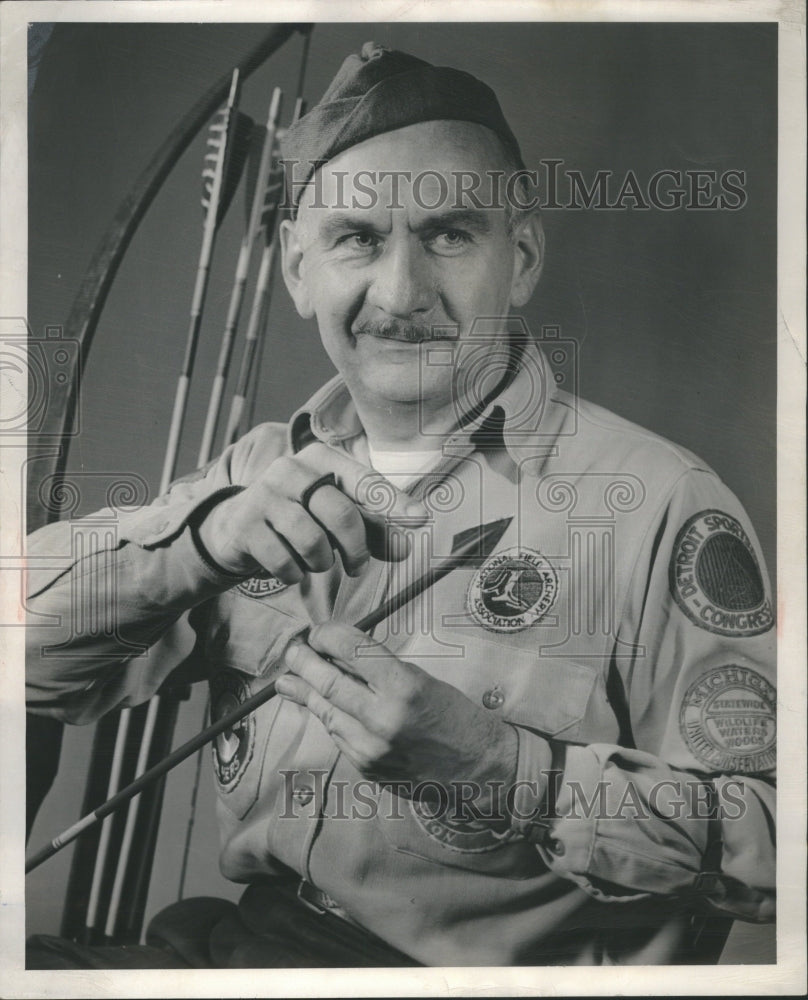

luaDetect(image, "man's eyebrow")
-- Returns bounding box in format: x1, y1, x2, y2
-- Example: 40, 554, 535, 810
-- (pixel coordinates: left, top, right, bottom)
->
316, 213, 385, 240
312, 208, 495, 241
412, 209, 493, 234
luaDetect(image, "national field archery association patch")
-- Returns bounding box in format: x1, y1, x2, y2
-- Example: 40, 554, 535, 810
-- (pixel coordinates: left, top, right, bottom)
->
210, 670, 256, 791
669, 510, 773, 637
467, 546, 558, 633
679, 664, 776, 773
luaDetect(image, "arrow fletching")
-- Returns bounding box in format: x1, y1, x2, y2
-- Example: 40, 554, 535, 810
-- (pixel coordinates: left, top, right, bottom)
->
201, 98, 254, 228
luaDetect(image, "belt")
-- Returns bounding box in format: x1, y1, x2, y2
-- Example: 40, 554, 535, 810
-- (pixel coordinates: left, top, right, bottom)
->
295, 879, 363, 928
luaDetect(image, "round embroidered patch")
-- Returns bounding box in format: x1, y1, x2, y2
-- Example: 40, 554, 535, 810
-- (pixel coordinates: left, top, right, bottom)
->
679, 665, 776, 773
411, 798, 504, 853
210, 670, 256, 791
237, 569, 288, 600
669, 510, 773, 636
467, 546, 558, 633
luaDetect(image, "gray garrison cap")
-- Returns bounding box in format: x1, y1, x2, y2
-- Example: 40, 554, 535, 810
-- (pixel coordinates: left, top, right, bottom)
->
280, 41, 524, 206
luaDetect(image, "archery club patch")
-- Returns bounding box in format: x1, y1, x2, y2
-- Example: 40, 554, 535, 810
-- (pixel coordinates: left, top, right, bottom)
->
679, 665, 776, 773
411, 798, 505, 853
210, 669, 256, 791
467, 546, 558, 633
237, 569, 288, 600
669, 510, 773, 637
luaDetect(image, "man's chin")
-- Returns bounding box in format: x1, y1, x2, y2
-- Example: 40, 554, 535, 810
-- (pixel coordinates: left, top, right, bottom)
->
355, 361, 451, 406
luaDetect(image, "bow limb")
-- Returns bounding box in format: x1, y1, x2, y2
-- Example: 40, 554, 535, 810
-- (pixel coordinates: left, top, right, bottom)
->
27, 22, 310, 533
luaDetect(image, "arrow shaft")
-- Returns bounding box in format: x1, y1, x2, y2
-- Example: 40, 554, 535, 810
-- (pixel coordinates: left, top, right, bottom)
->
26, 518, 509, 874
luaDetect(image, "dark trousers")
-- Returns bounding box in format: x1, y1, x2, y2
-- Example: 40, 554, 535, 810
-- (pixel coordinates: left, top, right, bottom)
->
27, 880, 419, 969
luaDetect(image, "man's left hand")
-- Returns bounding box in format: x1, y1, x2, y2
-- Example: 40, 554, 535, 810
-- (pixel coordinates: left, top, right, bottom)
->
275, 622, 518, 819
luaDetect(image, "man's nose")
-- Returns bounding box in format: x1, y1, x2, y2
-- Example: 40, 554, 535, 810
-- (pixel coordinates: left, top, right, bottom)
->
366, 239, 436, 318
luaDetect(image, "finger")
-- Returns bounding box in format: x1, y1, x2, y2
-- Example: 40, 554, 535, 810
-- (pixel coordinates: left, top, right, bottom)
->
307, 621, 410, 692
283, 640, 374, 716
261, 459, 370, 573
261, 456, 334, 503
275, 673, 393, 771
276, 673, 364, 738
268, 450, 420, 564
246, 524, 306, 585
305, 486, 371, 576
258, 496, 335, 574
295, 442, 429, 525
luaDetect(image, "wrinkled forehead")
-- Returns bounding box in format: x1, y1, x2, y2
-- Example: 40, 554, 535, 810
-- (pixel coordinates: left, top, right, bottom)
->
295, 120, 515, 225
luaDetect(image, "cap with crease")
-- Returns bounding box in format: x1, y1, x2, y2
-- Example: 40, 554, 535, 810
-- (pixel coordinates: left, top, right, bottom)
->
281, 41, 524, 206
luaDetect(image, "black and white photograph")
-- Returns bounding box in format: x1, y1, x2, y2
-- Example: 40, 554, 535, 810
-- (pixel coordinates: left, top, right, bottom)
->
1, 1, 805, 996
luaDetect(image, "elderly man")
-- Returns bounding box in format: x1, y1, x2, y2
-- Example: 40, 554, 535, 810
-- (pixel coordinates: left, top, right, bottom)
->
26, 43, 775, 968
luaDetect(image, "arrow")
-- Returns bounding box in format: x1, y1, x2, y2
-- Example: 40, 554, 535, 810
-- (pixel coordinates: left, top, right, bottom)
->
25, 516, 511, 874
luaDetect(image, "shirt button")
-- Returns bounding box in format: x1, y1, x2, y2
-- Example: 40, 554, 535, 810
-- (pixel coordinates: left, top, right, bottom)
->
293, 785, 314, 805
482, 687, 505, 710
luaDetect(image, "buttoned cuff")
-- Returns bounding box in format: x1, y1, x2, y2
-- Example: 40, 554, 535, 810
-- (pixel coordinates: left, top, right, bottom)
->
117, 485, 244, 552
186, 485, 248, 578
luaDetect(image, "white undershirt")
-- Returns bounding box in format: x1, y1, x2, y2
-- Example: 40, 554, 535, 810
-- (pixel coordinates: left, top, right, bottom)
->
367, 444, 443, 488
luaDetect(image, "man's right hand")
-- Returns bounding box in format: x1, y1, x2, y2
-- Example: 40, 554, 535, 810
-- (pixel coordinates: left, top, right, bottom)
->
197, 442, 429, 581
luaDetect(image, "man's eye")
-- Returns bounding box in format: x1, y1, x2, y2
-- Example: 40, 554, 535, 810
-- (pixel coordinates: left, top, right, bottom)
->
338, 232, 379, 251
430, 229, 471, 253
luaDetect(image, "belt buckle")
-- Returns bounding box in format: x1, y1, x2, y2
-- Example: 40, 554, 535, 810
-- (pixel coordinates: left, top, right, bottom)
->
297, 879, 336, 916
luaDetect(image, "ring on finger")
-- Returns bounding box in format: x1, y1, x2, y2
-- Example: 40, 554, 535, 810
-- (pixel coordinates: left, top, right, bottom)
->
299, 472, 337, 512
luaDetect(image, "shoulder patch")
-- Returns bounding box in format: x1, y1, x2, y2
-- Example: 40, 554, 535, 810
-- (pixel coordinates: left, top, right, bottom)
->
236, 569, 289, 600
679, 665, 776, 773
669, 509, 773, 636
467, 546, 558, 633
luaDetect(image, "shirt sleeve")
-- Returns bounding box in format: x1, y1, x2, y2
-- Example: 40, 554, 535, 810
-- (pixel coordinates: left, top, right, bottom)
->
509, 467, 776, 922
25, 423, 288, 724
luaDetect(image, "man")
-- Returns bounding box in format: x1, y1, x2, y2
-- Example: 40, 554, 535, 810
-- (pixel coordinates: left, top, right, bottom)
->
26, 42, 775, 967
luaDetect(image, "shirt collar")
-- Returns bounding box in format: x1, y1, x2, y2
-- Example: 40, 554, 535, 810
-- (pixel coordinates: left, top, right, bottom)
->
288, 335, 559, 473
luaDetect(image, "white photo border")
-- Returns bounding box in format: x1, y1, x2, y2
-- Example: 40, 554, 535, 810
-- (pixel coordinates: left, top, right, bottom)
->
1, 1, 805, 996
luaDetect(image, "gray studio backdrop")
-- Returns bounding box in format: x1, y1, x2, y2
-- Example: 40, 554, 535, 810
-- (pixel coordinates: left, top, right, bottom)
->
26, 22, 777, 962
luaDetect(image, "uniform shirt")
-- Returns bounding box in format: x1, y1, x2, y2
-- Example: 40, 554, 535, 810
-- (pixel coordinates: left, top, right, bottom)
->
26, 340, 776, 965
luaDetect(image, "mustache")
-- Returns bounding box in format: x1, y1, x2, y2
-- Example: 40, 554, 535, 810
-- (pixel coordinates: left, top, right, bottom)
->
352, 319, 457, 343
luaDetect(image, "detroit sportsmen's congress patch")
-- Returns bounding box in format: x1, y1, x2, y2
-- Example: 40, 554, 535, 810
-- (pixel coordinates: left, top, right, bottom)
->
679, 665, 776, 773
669, 509, 773, 636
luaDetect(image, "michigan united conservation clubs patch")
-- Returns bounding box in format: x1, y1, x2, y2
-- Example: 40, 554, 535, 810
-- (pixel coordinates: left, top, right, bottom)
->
680, 665, 776, 773
669, 509, 773, 636
468, 546, 558, 633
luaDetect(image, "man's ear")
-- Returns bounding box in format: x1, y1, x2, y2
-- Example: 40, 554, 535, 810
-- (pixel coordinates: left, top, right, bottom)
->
509, 210, 545, 308
279, 217, 315, 319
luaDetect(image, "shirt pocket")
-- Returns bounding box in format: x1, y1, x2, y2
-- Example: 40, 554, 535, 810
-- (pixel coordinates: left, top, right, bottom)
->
374, 635, 599, 877
201, 586, 309, 678
202, 590, 308, 820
